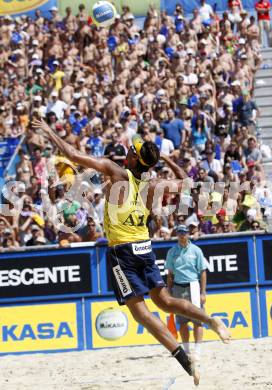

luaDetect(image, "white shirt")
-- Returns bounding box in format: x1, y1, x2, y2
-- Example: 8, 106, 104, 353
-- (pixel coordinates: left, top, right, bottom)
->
201, 158, 222, 173
199, 3, 214, 21
182, 73, 199, 85
161, 138, 174, 156
46, 100, 68, 120
125, 126, 136, 146
93, 199, 105, 225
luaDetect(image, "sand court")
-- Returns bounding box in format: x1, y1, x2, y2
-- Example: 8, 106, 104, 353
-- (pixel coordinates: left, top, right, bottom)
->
0, 338, 271, 390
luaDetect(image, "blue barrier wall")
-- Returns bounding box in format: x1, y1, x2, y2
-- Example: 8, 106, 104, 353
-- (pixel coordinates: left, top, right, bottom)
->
0, 233, 271, 354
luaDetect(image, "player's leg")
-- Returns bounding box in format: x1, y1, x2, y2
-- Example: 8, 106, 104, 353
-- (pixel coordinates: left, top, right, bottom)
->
126, 295, 178, 351
193, 323, 203, 360
126, 295, 200, 385
149, 286, 231, 343
179, 323, 190, 354
172, 284, 191, 354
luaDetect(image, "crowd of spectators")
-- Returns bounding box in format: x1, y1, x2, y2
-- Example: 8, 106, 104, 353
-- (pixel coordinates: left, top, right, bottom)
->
0, 2, 272, 250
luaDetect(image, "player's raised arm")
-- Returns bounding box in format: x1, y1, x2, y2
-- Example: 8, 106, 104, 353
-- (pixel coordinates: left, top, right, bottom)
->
31, 118, 126, 178
160, 153, 188, 179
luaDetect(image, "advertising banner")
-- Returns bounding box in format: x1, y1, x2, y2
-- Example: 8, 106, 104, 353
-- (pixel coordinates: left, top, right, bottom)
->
105, 239, 252, 293
0, 301, 83, 354
265, 290, 272, 336
154, 239, 252, 285
0, 252, 92, 300
0, 0, 56, 17
57, 0, 160, 18
261, 240, 272, 282
86, 291, 254, 349
199, 241, 250, 285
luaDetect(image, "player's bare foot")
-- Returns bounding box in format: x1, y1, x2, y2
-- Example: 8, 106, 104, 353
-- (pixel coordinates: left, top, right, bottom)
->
210, 316, 231, 343
190, 359, 200, 386
189, 352, 201, 363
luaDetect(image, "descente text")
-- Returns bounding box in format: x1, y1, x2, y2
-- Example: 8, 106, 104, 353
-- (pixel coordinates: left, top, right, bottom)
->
0, 266, 81, 287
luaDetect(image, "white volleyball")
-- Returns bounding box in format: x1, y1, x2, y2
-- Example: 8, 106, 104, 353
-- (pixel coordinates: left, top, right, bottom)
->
95, 308, 128, 340
92, 1, 117, 28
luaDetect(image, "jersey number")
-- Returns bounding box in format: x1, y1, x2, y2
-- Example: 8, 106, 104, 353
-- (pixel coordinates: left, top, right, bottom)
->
123, 213, 145, 227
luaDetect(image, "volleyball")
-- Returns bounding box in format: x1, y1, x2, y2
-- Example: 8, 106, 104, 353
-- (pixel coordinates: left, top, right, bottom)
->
95, 308, 128, 340
92, 1, 117, 27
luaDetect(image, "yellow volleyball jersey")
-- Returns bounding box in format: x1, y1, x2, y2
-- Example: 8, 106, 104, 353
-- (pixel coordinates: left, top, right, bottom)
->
104, 169, 150, 246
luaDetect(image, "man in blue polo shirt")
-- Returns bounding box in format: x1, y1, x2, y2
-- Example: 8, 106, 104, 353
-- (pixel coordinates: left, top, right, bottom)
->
161, 109, 185, 149
165, 225, 207, 360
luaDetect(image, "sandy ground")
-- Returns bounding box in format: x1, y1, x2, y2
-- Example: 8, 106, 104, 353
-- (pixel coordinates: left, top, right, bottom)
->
0, 338, 272, 390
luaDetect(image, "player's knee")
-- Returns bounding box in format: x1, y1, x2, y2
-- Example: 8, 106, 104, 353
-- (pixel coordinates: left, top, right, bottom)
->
155, 296, 174, 312
131, 309, 152, 326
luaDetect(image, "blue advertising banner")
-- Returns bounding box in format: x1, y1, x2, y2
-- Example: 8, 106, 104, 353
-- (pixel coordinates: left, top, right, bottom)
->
0, 247, 97, 303
0, 0, 57, 19
255, 235, 272, 285
99, 236, 257, 295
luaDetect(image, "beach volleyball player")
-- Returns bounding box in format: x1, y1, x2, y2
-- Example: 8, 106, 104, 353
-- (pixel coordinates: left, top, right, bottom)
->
32, 118, 231, 384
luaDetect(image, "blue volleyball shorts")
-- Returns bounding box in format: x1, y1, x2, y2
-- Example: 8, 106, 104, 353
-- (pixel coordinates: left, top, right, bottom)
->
107, 240, 165, 305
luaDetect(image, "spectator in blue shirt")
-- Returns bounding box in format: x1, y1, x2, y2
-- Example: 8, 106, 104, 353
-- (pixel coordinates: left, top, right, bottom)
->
175, 15, 185, 33
86, 127, 104, 157
191, 115, 209, 158
233, 90, 260, 130
161, 109, 185, 149
71, 111, 88, 136
188, 86, 199, 109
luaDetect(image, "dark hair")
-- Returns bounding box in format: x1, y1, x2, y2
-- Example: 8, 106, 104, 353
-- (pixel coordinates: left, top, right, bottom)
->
137, 141, 160, 172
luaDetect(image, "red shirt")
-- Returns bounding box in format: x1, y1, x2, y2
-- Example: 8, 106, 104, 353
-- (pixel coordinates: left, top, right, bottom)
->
228, 0, 241, 8
255, 0, 271, 20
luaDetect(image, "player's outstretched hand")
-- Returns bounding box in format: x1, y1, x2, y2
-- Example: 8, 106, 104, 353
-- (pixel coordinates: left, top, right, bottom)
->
31, 118, 51, 135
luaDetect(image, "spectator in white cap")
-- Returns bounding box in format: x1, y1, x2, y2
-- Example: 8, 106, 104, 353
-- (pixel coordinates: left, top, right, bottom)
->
32, 95, 46, 118
50, 6, 62, 23
239, 208, 258, 231
46, 91, 68, 120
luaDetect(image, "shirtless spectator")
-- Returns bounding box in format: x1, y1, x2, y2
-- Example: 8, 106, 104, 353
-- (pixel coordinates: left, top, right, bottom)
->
0, 5, 268, 250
